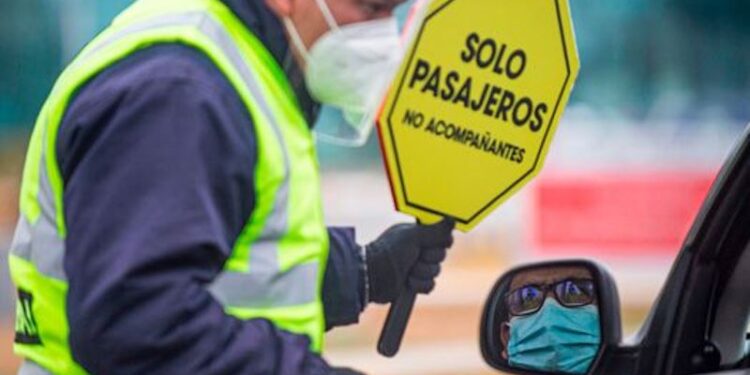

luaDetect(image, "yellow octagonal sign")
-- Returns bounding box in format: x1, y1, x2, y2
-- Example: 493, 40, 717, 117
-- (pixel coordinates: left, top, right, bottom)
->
378, 0, 580, 232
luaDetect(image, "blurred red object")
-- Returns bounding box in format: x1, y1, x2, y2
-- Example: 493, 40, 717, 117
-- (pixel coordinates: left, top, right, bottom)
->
530, 172, 715, 256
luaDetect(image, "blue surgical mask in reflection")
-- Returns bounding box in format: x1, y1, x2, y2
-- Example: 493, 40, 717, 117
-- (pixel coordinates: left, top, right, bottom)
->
508, 298, 601, 374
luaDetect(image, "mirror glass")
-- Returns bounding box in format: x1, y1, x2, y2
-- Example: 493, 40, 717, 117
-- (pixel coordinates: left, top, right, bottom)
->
487, 265, 602, 374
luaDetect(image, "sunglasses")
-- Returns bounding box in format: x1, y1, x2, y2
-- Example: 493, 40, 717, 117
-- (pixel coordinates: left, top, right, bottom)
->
505, 278, 596, 317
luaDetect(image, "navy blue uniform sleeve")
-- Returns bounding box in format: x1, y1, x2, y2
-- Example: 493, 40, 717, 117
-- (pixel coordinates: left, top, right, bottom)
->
323, 227, 366, 330
59, 45, 330, 375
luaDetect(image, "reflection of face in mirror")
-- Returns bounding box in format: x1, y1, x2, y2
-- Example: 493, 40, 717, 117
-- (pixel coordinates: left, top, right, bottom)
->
499, 266, 601, 374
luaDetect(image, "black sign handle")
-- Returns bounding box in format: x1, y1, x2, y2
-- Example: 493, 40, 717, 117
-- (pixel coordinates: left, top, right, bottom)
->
377, 289, 416, 357
378, 217, 429, 357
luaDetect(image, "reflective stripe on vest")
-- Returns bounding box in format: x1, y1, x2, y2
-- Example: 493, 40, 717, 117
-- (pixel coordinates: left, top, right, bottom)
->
9, 0, 328, 373
18, 361, 52, 375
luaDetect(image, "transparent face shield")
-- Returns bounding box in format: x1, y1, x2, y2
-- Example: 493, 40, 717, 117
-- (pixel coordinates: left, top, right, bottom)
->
313, 65, 399, 147
313, 0, 427, 147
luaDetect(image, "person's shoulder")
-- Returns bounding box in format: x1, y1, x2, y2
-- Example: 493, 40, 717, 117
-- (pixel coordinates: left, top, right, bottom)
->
77, 44, 237, 104
57, 43, 255, 181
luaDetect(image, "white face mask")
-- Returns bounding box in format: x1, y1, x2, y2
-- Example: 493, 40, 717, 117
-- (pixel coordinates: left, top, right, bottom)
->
284, 0, 402, 146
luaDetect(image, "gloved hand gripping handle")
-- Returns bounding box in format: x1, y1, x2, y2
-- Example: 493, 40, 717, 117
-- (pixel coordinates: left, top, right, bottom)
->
371, 217, 454, 357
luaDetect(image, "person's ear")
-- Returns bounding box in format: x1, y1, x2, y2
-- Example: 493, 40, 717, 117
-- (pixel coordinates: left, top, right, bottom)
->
501, 322, 511, 360
264, 0, 293, 18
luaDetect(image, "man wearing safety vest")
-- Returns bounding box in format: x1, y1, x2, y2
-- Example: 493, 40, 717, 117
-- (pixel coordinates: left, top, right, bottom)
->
8, 0, 454, 373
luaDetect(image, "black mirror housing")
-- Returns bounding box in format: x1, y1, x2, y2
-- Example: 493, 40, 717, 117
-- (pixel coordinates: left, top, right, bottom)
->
480, 259, 622, 375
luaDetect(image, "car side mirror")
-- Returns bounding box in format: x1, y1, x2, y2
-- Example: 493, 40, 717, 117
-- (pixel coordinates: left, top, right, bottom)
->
480, 259, 622, 375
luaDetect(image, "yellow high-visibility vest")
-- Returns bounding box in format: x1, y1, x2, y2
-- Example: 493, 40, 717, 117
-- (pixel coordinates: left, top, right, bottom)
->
9, 0, 329, 373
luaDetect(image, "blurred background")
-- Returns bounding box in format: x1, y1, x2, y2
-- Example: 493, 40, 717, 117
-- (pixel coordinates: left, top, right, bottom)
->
1, 0, 749, 374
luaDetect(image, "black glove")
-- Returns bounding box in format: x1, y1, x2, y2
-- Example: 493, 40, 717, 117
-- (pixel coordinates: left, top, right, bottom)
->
365, 218, 455, 304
